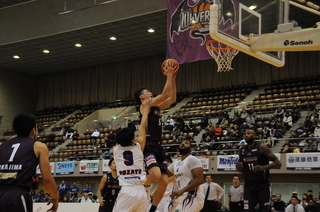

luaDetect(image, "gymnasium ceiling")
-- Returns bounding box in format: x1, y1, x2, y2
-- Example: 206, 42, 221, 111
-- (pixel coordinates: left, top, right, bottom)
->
0, 0, 319, 75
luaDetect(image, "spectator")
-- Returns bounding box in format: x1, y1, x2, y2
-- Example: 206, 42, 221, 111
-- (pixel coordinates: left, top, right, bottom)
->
200, 114, 209, 129
307, 190, 314, 201
61, 196, 70, 203
172, 126, 181, 137
88, 192, 98, 203
276, 121, 286, 138
165, 116, 175, 130
302, 193, 309, 209
107, 132, 116, 147
304, 199, 320, 212
291, 103, 301, 123
274, 106, 285, 119
245, 114, 255, 126
82, 183, 91, 193
91, 129, 100, 147
295, 123, 308, 138
269, 118, 277, 129
273, 193, 286, 212
233, 110, 240, 119
283, 112, 293, 130
57, 180, 69, 202
65, 127, 74, 139
248, 109, 256, 118
240, 109, 248, 122
220, 118, 229, 129
310, 109, 319, 121
261, 126, 270, 138
42, 193, 51, 203
303, 139, 317, 152
127, 119, 136, 131
81, 192, 92, 203
286, 196, 305, 212
271, 195, 276, 209
288, 191, 301, 205
304, 117, 313, 130
175, 114, 185, 131
69, 181, 79, 201
213, 123, 223, 140
280, 140, 294, 153
239, 122, 249, 137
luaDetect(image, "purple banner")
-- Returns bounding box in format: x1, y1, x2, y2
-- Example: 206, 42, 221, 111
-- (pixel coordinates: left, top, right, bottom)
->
167, 0, 239, 64
167, 0, 213, 64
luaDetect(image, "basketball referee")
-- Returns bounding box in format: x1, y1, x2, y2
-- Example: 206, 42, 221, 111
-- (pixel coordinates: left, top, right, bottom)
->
227, 176, 244, 212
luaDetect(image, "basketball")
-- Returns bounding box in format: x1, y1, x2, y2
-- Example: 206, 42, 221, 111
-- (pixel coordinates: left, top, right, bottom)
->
161, 59, 179, 75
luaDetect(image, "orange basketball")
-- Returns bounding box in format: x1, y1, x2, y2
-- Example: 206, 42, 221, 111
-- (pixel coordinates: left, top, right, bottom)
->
161, 59, 179, 75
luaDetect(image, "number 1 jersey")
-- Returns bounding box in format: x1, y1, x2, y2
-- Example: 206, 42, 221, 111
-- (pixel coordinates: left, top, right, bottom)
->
0, 137, 39, 191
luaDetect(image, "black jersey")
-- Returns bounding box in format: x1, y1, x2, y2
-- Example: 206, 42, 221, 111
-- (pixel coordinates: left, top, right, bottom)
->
140, 106, 162, 145
0, 137, 38, 191
102, 172, 120, 204
239, 142, 269, 183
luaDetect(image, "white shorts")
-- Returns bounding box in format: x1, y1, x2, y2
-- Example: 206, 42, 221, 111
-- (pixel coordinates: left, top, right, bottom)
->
156, 196, 179, 212
173, 193, 204, 212
113, 186, 147, 212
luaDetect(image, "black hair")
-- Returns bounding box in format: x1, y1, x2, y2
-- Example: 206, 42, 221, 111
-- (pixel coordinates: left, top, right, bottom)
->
116, 128, 135, 147
13, 114, 36, 137
291, 196, 299, 200
134, 87, 147, 105
164, 156, 173, 164
108, 158, 114, 166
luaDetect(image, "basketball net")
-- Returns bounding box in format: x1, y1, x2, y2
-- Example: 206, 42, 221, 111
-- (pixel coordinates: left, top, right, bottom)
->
206, 40, 239, 72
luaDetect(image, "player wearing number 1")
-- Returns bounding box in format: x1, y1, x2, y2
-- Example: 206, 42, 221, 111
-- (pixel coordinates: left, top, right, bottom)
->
236, 129, 281, 212
112, 98, 151, 212
0, 114, 58, 212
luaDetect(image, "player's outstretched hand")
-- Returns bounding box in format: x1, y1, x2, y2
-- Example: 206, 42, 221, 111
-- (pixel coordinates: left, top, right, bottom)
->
140, 98, 151, 116
164, 60, 176, 76
46, 198, 58, 212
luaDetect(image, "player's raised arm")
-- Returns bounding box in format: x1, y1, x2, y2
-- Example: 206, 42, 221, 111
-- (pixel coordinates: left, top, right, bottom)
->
158, 68, 177, 110
135, 98, 151, 151
150, 61, 176, 107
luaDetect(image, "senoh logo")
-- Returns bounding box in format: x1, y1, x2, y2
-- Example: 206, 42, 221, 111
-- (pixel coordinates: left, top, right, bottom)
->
284, 39, 313, 46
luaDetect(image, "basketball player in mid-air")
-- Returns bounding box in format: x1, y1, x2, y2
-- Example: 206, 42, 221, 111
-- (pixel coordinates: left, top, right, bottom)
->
0, 114, 58, 212
112, 98, 151, 212
134, 60, 178, 212
236, 129, 281, 212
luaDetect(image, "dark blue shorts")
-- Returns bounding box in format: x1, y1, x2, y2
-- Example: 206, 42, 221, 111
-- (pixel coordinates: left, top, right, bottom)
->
0, 185, 32, 212
243, 181, 271, 212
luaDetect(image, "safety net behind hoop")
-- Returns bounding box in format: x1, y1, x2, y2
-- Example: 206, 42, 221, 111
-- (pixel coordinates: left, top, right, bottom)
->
206, 40, 239, 72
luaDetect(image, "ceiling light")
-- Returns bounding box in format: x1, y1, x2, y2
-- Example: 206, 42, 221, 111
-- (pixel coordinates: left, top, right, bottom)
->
148, 29, 155, 33
43, 50, 50, 53
13, 55, 20, 59
110, 37, 116, 40
226, 12, 232, 16
249, 5, 257, 10
75, 43, 82, 47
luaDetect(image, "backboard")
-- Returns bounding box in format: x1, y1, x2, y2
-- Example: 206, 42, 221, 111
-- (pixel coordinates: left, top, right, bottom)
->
210, 0, 286, 67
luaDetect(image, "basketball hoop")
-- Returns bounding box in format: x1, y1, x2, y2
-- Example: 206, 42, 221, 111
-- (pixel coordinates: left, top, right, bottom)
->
206, 40, 239, 72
